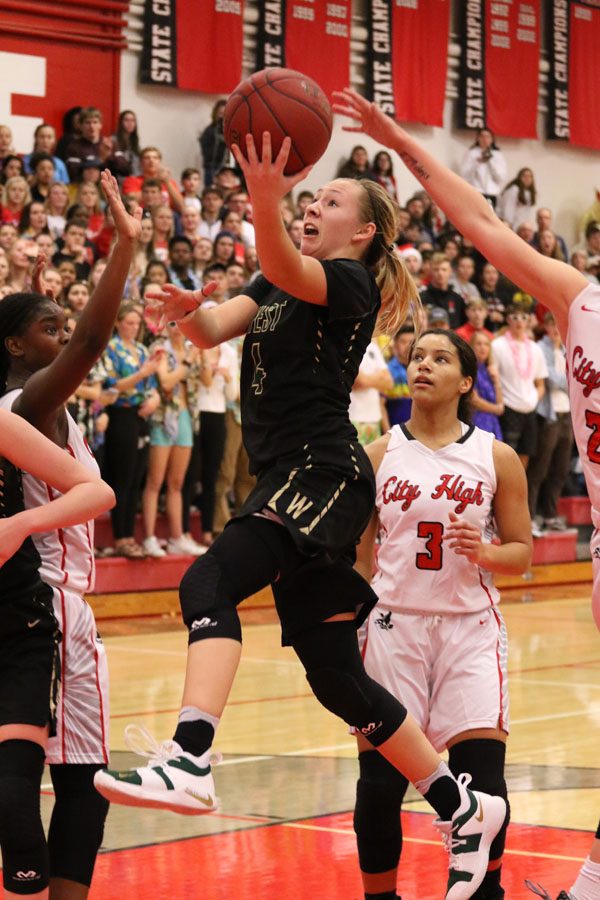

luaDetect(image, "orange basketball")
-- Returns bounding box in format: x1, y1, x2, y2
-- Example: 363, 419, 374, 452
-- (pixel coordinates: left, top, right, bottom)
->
224, 68, 333, 175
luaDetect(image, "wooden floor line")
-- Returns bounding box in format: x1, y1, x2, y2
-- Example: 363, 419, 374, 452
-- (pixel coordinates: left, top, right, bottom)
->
106, 645, 183, 657
282, 741, 356, 756
519, 677, 600, 689
509, 658, 600, 676
511, 709, 592, 726
282, 822, 587, 862
110, 691, 315, 720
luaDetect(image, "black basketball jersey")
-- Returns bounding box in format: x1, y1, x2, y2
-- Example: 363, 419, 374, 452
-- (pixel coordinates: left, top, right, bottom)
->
0, 455, 51, 601
241, 258, 381, 475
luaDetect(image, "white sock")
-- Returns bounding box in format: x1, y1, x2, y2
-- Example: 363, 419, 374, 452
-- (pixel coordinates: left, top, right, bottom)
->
178, 705, 220, 729
413, 761, 454, 796
571, 857, 600, 900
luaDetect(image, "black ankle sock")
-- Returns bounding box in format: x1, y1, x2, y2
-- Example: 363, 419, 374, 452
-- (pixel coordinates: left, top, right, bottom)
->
173, 720, 214, 757
424, 775, 461, 821
471, 867, 504, 899
365, 893, 399, 900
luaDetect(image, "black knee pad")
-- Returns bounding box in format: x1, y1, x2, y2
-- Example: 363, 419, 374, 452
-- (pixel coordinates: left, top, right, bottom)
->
179, 551, 243, 644
48, 763, 109, 887
354, 750, 408, 875
449, 739, 510, 863
293, 621, 407, 746
0, 740, 48, 895
179, 517, 296, 645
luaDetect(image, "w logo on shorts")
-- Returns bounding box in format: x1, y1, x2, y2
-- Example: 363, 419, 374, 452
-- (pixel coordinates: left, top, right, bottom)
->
375, 610, 394, 631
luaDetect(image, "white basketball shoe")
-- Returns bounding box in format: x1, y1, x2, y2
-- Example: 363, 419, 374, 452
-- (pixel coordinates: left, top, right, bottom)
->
94, 724, 220, 815
434, 773, 507, 899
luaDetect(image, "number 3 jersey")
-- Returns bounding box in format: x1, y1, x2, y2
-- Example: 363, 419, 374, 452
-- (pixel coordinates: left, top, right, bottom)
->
372, 423, 499, 615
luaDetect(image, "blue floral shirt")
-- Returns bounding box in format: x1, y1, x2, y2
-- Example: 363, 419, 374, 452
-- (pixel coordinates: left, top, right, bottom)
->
102, 336, 157, 407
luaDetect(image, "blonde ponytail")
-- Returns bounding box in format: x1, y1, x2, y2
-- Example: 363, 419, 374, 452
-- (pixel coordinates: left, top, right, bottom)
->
356, 179, 422, 338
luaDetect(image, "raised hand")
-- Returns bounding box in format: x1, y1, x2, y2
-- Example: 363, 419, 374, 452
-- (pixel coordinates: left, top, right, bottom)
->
31, 252, 54, 299
230, 132, 312, 208
332, 88, 404, 149
101, 169, 142, 243
144, 281, 218, 330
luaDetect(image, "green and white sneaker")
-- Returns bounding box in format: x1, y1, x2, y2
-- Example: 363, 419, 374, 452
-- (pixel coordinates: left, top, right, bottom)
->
525, 884, 575, 900
93, 724, 220, 816
434, 773, 507, 899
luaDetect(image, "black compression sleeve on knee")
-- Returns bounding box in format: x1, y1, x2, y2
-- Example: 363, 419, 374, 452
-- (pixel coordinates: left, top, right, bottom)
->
180, 517, 299, 645
293, 621, 408, 746
0, 740, 49, 895
48, 763, 109, 887
180, 552, 243, 644
448, 739, 510, 865
354, 750, 408, 876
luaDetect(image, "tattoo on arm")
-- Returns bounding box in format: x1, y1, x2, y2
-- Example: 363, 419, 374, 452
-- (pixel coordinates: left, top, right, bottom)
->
399, 152, 430, 182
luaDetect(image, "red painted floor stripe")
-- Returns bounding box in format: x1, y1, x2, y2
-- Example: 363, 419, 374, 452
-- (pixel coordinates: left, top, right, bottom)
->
86, 811, 592, 899
109, 692, 314, 720
509, 657, 600, 675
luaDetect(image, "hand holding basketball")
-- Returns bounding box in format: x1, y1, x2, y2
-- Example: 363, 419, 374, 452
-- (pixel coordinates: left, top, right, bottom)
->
230, 132, 312, 207
224, 67, 333, 175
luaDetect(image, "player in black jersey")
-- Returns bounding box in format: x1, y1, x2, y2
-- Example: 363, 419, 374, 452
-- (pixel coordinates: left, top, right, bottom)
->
96, 134, 507, 900
0, 409, 114, 900
0, 171, 140, 900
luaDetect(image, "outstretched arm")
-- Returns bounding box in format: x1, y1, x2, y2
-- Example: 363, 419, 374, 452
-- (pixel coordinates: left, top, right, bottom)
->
15, 170, 142, 431
144, 284, 259, 348
333, 89, 587, 337
0, 410, 114, 567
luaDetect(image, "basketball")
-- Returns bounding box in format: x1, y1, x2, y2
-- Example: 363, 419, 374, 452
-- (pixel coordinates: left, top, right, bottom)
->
223, 67, 333, 175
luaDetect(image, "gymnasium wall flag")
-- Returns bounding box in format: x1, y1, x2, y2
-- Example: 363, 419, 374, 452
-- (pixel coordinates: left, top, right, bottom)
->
256, 1, 351, 101
548, 1, 600, 150
365, 0, 450, 126
457, 1, 540, 139
141, 0, 244, 93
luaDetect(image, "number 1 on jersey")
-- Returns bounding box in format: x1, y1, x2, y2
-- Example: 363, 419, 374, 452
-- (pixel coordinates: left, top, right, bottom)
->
416, 521, 444, 570
251, 342, 266, 395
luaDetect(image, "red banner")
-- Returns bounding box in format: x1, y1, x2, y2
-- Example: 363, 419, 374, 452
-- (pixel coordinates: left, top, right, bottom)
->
391, 0, 449, 127
569, 2, 600, 149
176, 0, 243, 93
284, 1, 351, 101
484, 0, 540, 139
142, 0, 243, 93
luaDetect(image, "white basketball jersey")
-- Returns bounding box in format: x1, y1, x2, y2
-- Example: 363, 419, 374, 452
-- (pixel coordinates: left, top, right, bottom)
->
567, 282, 600, 529
372, 423, 499, 615
0, 390, 99, 594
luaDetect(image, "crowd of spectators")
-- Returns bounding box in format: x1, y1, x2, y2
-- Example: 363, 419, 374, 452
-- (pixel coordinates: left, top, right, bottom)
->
343, 127, 593, 538
0, 109, 593, 555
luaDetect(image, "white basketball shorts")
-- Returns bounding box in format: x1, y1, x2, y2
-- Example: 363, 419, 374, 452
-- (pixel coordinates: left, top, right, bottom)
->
46, 587, 109, 766
362, 604, 509, 752
590, 528, 600, 632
